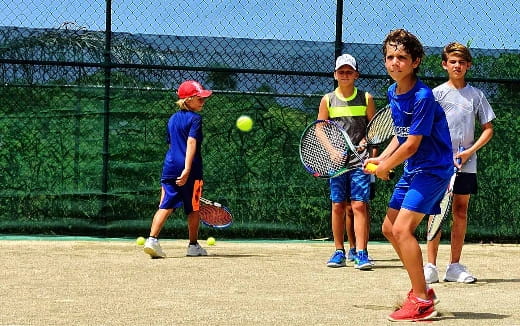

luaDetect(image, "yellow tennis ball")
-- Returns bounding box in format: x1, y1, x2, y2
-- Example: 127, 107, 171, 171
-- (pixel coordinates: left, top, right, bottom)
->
236, 115, 253, 132
136, 236, 146, 246
207, 237, 216, 246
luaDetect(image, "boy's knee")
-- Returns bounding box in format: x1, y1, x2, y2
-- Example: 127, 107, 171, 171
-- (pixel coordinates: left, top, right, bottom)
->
452, 209, 468, 221
390, 226, 410, 243
331, 202, 347, 214
381, 223, 392, 239
350, 201, 367, 213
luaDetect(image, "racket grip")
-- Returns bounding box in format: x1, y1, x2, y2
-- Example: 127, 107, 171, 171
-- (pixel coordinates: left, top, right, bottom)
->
365, 163, 395, 180
456, 146, 464, 165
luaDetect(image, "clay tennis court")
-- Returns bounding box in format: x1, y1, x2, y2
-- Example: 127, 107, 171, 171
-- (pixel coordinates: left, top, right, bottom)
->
1, 238, 519, 325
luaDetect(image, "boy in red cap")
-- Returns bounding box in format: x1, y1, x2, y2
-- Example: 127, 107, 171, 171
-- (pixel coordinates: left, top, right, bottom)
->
144, 80, 212, 258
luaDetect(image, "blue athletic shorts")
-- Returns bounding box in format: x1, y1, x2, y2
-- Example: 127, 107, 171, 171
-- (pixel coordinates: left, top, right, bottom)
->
329, 168, 370, 203
388, 172, 450, 215
159, 178, 203, 214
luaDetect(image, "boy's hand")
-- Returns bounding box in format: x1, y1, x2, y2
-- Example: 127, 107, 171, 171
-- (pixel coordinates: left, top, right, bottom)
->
363, 158, 379, 174
454, 146, 467, 169
364, 158, 394, 180
176, 169, 190, 186
375, 165, 393, 181
357, 139, 367, 152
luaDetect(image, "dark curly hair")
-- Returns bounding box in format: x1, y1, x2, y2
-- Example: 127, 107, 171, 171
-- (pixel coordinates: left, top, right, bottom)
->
382, 29, 425, 75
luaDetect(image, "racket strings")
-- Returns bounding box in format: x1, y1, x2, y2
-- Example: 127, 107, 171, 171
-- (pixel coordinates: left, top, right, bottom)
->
199, 205, 232, 227
367, 108, 394, 145
300, 122, 349, 176
427, 173, 456, 240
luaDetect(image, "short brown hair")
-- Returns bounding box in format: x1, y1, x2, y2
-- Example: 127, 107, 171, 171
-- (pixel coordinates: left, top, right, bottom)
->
441, 42, 472, 62
382, 29, 425, 74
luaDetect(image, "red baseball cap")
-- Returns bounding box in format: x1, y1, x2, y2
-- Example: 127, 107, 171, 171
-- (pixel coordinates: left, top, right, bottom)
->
177, 80, 213, 99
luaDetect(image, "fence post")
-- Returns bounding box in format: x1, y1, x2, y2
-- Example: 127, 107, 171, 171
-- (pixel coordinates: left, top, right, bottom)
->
101, 0, 112, 225
334, 0, 343, 88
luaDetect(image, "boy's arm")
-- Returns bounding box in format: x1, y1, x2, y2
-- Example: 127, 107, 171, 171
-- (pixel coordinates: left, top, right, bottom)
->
364, 135, 400, 178
317, 95, 329, 120
362, 93, 377, 152
366, 93, 376, 121
314, 95, 342, 156
176, 137, 197, 186
457, 122, 494, 164
376, 136, 399, 160
373, 135, 422, 180
350, 93, 377, 153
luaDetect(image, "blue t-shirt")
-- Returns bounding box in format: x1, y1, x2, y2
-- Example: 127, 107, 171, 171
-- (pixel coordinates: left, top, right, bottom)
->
161, 109, 203, 181
387, 80, 453, 177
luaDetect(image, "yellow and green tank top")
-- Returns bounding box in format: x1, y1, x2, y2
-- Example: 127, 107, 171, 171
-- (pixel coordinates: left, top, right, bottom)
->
325, 87, 369, 166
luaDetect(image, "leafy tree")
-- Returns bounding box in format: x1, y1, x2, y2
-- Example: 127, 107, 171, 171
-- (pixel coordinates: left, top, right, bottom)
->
206, 63, 237, 90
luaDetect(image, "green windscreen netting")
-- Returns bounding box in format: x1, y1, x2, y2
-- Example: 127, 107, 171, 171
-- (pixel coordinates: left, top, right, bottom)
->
1, 0, 519, 241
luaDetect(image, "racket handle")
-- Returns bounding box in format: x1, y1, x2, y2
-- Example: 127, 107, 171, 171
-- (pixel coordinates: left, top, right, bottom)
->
365, 163, 395, 180
456, 146, 464, 165
365, 162, 377, 172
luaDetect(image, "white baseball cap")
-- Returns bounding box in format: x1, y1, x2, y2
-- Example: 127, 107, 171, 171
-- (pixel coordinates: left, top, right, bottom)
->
335, 54, 358, 71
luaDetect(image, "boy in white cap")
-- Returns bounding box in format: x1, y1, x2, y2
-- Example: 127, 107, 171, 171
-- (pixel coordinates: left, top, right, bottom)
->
317, 54, 376, 270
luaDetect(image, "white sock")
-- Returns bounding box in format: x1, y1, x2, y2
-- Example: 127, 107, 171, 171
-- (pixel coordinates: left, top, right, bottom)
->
416, 296, 432, 303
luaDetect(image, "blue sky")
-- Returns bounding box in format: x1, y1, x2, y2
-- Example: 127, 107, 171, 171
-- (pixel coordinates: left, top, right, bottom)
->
2, 0, 519, 49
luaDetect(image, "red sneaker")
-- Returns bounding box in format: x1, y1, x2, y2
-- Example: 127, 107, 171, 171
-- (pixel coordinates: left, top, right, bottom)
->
427, 287, 440, 305
388, 291, 437, 322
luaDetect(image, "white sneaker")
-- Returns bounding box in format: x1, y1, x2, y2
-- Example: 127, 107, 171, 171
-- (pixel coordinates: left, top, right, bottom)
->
143, 237, 166, 258
444, 263, 476, 283
187, 243, 208, 256
424, 263, 439, 284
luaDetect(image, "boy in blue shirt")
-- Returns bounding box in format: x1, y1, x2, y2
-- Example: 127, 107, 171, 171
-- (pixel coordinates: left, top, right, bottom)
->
366, 29, 453, 322
144, 80, 212, 258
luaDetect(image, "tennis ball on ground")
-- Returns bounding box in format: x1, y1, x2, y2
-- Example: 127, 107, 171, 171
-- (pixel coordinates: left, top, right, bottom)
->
207, 237, 216, 246
236, 115, 253, 132
136, 236, 146, 246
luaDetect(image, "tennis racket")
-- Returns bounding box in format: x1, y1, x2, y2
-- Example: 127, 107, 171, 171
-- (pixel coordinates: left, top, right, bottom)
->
426, 146, 464, 241
364, 105, 395, 180
365, 105, 394, 148
199, 197, 233, 229
299, 119, 388, 179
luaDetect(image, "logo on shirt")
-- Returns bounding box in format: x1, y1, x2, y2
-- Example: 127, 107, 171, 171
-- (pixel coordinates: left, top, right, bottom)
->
394, 126, 410, 137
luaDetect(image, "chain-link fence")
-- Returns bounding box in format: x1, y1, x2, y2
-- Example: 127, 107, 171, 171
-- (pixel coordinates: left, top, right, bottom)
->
1, 0, 519, 240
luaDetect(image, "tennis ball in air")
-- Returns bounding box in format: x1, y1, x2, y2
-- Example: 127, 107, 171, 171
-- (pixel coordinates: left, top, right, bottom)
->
236, 115, 253, 132
136, 236, 146, 246
207, 237, 216, 246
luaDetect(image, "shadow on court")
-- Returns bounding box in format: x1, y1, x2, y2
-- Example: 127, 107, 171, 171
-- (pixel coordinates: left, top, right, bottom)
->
0, 239, 519, 325
477, 278, 520, 283
440, 312, 511, 321
152, 253, 262, 259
